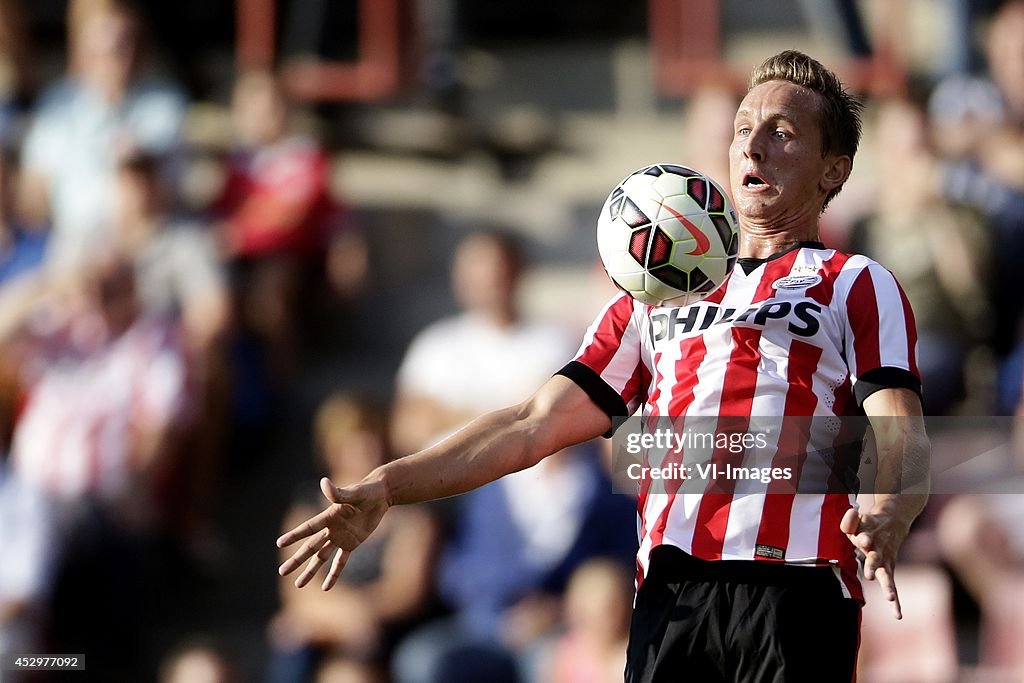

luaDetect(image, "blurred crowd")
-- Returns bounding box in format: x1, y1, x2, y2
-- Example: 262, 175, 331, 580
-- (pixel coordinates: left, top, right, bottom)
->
0, 0, 1022, 682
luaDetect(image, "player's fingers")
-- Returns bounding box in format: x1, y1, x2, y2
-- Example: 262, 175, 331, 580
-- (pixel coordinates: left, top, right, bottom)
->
843, 527, 876, 560
863, 549, 881, 581
277, 508, 331, 548
839, 507, 862, 536
294, 538, 334, 588
322, 548, 350, 591
875, 565, 902, 620
278, 528, 329, 576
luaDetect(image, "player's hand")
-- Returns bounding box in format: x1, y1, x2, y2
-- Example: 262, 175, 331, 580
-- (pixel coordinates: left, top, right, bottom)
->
276, 476, 390, 590
840, 506, 908, 620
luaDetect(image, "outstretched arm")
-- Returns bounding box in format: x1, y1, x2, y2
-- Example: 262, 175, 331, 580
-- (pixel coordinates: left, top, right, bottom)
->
277, 374, 611, 590
841, 387, 930, 620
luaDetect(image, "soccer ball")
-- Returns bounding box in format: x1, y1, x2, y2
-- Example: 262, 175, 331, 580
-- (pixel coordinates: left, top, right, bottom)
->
597, 163, 739, 307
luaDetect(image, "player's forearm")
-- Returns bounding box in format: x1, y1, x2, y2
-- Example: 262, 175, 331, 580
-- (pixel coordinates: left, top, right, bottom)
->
364, 376, 609, 506
869, 424, 930, 530
374, 403, 548, 505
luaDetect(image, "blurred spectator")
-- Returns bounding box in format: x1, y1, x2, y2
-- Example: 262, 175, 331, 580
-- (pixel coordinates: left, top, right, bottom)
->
112, 149, 231, 558
547, 558, 632, 683
0, 257, 191, 679
113, 150, 228, 351
390, 231, 635, 683
0, 445, 57, 660
391, 230, 573, 453
19, 0, 186, 269
158, 638, 238, 683
934, 0, 1004, 76
0, 147, 48, 287
929, 0, 1024, 368
269, 393, 438, 683
850, 98, 992, 415
215, 69, 359, 382
0, 258, 190, 510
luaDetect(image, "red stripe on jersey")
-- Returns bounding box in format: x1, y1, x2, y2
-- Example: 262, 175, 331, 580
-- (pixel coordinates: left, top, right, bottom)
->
647, 352, 663, 417
644, 337, 708, 551
690, 326, 762, 559
754, 248, 802, 302
848, 269, 881, 375
666, 337, 708, 417
624, 362, 652, 415
805, 250, 849, 306
832, 375, 855, 418
580, 295, 635, 375
754, 340, 823, 557
897, 280, 920, 378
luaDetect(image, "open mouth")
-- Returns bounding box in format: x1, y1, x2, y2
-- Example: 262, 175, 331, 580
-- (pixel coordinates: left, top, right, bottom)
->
742, 173, 768, 188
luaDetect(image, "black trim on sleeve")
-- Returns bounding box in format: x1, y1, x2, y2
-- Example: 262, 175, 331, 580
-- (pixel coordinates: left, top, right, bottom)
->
555, 361, 628, 438
854, 367, 923, 407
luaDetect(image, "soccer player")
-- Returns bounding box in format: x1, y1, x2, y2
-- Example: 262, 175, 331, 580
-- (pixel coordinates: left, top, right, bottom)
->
278, 50, 929, 682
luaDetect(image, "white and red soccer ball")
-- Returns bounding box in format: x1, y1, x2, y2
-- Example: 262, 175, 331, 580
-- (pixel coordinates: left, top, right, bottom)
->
597, 164, 739, 307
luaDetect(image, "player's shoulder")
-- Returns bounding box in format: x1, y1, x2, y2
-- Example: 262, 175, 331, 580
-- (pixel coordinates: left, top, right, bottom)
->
808, 247, 897, 284
811, 248, 909, 312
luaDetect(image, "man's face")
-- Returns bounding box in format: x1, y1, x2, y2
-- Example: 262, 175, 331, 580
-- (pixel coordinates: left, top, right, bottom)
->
76, 11, 139, 98
452, 236, 519, 314
729, 80, 840, 227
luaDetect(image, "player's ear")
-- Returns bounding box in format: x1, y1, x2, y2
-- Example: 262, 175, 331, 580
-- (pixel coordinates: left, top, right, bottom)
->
821, 155, 852, 194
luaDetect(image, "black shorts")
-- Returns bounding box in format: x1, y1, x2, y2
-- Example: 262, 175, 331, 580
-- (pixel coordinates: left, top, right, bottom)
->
626, 546, 861, 683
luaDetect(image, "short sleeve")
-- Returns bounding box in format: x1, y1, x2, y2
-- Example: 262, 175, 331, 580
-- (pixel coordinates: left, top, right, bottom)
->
841, 262, 922, 405
557, 293, 648, 423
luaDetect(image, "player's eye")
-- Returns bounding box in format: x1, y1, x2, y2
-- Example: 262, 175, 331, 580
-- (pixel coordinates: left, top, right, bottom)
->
773, 129, 790, 140
736, 127, 751, 137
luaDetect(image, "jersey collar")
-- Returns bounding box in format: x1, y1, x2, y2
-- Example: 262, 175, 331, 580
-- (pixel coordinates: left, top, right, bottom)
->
736, 241, 825, 275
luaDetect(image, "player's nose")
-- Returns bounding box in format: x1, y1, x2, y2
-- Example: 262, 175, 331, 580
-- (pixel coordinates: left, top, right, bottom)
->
740, 127, 766, 162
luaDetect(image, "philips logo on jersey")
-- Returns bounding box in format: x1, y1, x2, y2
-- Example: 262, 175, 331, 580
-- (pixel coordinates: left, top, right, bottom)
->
651, 300, 823, 341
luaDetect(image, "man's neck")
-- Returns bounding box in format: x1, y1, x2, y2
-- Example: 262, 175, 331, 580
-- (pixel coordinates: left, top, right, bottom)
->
737, 220, 820, 259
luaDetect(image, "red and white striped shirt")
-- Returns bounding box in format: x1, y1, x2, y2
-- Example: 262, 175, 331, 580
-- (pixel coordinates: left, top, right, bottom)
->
560, 243, 920, 600
11, 311, 190, 502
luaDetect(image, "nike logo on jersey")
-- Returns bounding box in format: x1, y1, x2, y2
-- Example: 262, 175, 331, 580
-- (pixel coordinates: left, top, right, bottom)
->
650, 300, 822, 341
